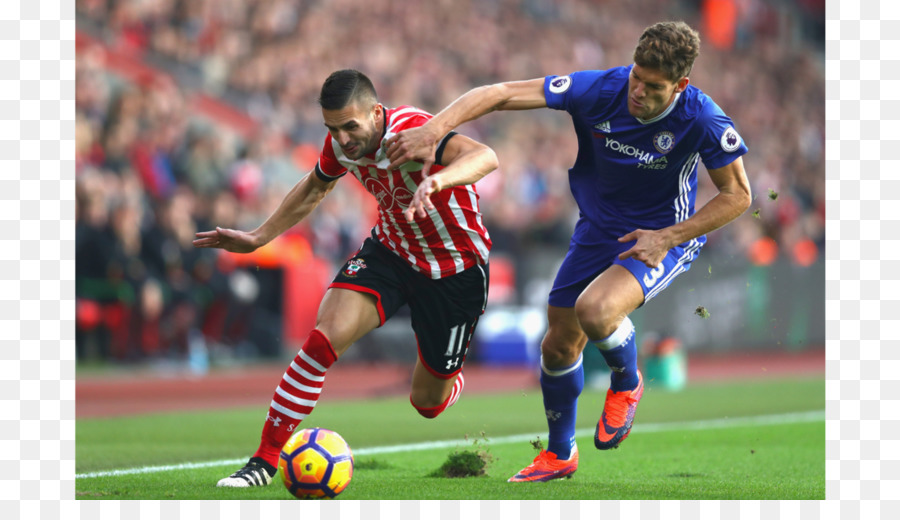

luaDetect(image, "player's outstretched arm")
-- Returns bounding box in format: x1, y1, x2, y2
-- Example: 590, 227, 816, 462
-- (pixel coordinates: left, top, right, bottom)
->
618, 157, 751, 267
193, 171, 338, 253
404, 135, 498, 222
386, 78, 547, 171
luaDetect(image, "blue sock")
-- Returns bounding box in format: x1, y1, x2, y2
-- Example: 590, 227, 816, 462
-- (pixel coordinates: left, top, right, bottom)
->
540, 354, 584, 460
593, 317, 640, 392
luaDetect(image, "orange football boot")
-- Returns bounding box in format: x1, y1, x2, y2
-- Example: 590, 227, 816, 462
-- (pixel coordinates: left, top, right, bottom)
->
508, 446, 578, 482
594, 371, 644, 450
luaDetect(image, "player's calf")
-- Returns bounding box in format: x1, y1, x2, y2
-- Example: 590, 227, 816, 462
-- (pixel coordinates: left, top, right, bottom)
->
253, 329, 338, 467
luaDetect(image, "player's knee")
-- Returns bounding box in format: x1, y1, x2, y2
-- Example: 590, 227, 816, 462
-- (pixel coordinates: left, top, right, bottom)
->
574, 293, 617, 339
540, 318, 587, 368
412, 403, 443, 419
411, 375, 462, 418
540, 334, 583, 368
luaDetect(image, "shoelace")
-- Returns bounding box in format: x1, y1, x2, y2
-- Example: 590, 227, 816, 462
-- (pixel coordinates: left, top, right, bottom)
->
537, 451, 556, 462
528, 451, 560, 468
604, 390, 633, 427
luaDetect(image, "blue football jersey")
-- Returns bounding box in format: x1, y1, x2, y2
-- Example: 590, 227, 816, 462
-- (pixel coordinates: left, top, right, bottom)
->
544, 65, 748, 247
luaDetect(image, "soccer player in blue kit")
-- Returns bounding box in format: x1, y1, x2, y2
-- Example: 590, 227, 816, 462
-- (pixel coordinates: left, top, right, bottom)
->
386, 21, 752, 482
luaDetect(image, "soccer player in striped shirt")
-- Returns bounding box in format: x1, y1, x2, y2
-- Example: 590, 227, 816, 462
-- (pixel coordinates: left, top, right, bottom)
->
195, 69, 498, 487
386, 21, 752, 482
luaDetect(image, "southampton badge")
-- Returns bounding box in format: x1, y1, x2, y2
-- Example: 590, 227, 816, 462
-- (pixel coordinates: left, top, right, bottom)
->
653, 131, 675, 153
342, 258, 367, 278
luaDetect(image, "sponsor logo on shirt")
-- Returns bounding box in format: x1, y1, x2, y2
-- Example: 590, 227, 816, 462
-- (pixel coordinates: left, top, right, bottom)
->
637, 156, 669, 170
365, 177, 414, 210
604, 137, 657, 165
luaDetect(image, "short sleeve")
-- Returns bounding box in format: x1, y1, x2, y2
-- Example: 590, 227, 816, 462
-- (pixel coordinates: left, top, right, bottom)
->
315, 135, 348, 182
543, 70, 607, 114
697, 103, 749, 170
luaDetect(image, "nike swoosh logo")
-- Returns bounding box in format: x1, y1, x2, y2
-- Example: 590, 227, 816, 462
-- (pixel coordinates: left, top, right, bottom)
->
511, 466, 576, 482
595, 417, 621, 442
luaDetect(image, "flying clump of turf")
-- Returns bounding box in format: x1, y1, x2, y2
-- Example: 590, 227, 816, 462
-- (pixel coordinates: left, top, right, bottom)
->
430, 433, 494, 478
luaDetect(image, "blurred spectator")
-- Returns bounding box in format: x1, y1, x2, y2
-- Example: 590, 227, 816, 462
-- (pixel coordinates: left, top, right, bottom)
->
75, 0, 824, 363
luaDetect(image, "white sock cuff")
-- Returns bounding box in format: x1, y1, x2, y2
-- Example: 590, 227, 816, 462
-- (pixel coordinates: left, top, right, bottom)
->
541, 354, 584, 377
593, 316, 635, 350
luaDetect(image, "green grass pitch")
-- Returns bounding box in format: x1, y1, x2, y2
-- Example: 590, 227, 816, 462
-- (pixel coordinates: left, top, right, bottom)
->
76, 376, 824, 500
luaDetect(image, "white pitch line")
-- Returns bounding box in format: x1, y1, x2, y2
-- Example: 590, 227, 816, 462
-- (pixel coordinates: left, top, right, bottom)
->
75, 410, 824, 480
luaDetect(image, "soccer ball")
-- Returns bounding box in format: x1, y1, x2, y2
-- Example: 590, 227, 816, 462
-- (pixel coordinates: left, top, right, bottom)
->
278, 427, 354, 499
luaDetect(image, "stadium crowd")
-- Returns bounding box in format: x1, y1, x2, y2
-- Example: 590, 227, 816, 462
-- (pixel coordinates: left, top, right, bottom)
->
75, 0, 825, 362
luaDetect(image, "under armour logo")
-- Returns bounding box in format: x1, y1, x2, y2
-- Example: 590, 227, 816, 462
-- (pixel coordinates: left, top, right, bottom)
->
267, 414, 282, 428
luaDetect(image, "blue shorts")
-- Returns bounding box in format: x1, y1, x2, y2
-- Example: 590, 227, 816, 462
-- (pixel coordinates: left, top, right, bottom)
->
548, 235, 705, 308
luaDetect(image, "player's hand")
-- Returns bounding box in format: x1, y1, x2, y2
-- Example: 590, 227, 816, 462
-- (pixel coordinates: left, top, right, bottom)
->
193, 227, 260, 254
385, 125, 439, 174
404, 175, 443, 222
617, 229, 671, 268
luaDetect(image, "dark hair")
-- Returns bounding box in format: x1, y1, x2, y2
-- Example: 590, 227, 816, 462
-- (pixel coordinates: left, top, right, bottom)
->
632, 21, 701, 82
318, 69, 378, 110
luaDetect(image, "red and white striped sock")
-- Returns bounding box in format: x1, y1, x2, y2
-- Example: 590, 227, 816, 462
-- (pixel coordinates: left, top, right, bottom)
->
253, 329, 337, 467
412, 372, 465, 419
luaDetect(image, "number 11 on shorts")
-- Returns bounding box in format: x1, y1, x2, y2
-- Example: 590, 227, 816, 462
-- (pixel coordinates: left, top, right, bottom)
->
444, 324, 467, 370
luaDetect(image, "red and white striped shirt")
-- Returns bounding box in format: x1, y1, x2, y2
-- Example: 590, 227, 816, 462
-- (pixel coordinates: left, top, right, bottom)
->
315, 106, 491, 279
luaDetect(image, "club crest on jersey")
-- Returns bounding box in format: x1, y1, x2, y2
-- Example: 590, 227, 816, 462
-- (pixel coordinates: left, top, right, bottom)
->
653, 131, 675, 153
549, 75, 572, 94
720, 126, 742, 152
342, 258, 367, 278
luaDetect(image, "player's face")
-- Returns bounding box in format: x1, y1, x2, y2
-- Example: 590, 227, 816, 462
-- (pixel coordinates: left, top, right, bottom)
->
322, 100, 383, 160
627, 64, 689, 120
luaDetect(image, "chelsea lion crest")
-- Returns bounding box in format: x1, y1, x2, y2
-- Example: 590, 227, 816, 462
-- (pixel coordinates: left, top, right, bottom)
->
653, 131, 675, 154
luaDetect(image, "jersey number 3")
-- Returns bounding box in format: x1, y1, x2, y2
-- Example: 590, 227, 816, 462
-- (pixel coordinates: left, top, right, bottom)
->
643, 264, 666, 289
